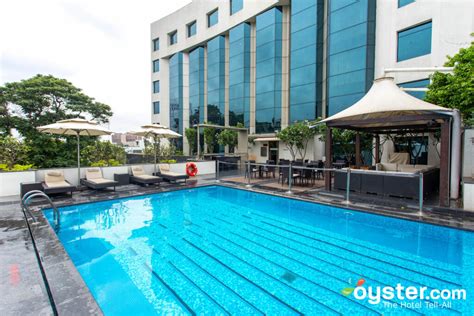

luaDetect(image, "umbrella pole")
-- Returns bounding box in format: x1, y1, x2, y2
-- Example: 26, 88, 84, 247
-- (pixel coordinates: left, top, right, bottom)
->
154, 135, 157, 175
76, 132, 81, 186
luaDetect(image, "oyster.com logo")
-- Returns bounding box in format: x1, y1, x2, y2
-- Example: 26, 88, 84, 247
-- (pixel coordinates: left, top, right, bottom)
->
341, 277, 466, 309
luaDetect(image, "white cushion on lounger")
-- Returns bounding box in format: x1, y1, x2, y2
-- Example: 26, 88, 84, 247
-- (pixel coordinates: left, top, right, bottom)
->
45, 170, 66, 183
86, 168, 103, 180
134, 174, 159, 180
159, 164, 170, 172
44, 180, 70, 188
131, 166, 145, 176
162, 171, 185, 177
87, 178, 114, 184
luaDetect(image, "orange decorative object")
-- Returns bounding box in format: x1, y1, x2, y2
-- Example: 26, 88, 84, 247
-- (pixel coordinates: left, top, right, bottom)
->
186, 162, 198, 177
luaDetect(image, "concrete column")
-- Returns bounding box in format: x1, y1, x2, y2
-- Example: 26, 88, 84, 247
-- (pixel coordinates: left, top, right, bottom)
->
321, 0, 328, 119
182, 52, 190, 155
355, 132, 361, 167
249, 22, 256, 135
281, 5, 290, 129
203, 46, 208, 153
375, 135, 380, 164
224, 34, 230, 127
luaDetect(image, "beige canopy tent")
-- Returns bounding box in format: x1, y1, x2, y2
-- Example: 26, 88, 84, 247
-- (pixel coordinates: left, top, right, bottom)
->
318, 77, 454, 206
37, 118, 113, 184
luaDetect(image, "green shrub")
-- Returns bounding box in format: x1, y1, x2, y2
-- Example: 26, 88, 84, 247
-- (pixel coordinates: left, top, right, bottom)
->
0, 163, 34, 171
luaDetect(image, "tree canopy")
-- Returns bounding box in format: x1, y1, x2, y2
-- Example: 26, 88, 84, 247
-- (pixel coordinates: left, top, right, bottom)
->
425, 37, 474, 125
277, 121, 318, 161
0, 74, 113, 167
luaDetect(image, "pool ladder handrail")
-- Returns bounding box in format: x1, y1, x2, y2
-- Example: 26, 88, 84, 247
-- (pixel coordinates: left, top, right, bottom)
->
21, 190, 60, 229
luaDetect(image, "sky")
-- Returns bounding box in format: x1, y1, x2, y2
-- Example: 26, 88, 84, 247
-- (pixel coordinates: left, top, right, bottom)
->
0, 0, 191, 132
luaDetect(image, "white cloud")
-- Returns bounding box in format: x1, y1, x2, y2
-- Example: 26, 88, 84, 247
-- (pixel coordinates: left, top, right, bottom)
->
0, 0, 191, 132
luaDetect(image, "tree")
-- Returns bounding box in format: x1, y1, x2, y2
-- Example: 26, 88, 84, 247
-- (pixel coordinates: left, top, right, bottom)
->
185, 128, 197, 155
277, 122, 317, 161
0, 75, 113, 168
425, 37, 474, 122
0, 136, 31, 169
81, 141, 126, 167
217, 129, 238, 153
203, 126, 216, 154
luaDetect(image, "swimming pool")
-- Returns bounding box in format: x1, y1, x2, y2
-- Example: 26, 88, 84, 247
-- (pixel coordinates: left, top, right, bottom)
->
45, 186, 474, 315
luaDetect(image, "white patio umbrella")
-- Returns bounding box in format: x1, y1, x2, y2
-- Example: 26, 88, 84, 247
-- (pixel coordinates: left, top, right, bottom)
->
130, 124, 182, 174
37, 118, 113, 184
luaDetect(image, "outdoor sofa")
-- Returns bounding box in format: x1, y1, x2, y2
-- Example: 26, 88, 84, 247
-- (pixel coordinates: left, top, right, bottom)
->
81, 168, 118, 191
334, 163, 440, 200
130, 166, 162, 186
42, 170, 75, 196
157, 164, 189, 183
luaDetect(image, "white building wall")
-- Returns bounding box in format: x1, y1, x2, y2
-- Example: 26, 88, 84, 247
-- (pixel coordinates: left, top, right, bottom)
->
374, 0, 474, 83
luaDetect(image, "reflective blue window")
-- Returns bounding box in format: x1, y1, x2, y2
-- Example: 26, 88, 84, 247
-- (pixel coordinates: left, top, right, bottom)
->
187, 21, 197, 37
153, 80, 160, 93
290, 0, 323, 123
207, 36, 225, 126
189, 47, 205, 126
397, 21, 432, 61
231, 0, 243, 15
398, 78, 430, 99
229, 23, 251, 127
256, 7, 282, 134
398, 0, 415, 8
152, 59, 159, 73
169, 53, 183, 149
169, 31, 178, 45
153, 101, 160, 114
207, 9, 218, 27
327, 0, 375, 115
152, 38, 159, 51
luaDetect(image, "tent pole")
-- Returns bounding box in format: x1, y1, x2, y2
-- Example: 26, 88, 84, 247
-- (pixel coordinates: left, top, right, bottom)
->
77, 132, 81, 186
325, 128, 333, 191
197, 126, 200, 159
355, 132, 361, 167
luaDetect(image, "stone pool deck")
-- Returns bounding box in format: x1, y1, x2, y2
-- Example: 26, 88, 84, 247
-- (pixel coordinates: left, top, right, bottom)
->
1, 175, 473, 315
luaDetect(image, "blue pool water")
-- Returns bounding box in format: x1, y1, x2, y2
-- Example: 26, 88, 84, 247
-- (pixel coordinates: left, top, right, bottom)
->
45, 186, 474, 315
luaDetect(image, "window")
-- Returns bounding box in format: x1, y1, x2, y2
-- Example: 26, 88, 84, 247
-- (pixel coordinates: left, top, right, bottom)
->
207, 9, 218, 27
153, 59, 160, 72
153, 101, 160, 114
153, 80, 160, 93
169, 31, 178, 45
152, 38, 159, 51
397, 21, 432, 61
398, 0, 415, 8
187, 21, 197, 37
231, 0, 243, 15
398, 78, 430, 99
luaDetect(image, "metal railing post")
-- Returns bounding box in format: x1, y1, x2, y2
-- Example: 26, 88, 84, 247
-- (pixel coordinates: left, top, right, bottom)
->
345, 168, 351, 204
246, 160, 252, 187
286, 163, 292, 194
419, 173, 423, 214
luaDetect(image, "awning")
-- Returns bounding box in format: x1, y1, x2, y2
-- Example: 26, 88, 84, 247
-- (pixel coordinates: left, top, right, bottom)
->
253, 137, 279, 142
318, 77, 452, 131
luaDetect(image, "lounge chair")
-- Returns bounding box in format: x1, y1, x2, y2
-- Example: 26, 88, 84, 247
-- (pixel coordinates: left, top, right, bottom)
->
42, 170, 75, 196
130, 166, 162, 186
81, 168, 118, 191
157, 164, 189, 183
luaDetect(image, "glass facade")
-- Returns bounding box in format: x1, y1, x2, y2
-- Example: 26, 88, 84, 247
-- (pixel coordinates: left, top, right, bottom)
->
187, 21, 197, 37
153, 101, 160, 114
230, 0, 243, 15
207, 36, 226, 126
169, 31, 178, 45
398, 0, 415, 8
327, 0, 376, 115
398, 78, 430, 99
153, 80, 160, 93
255, 7, 282, 134
189, 47, 205, 126
169, 53, 183, 148
208, 9, 218, 27
290, 0, 323, 123
153, 59, 159, 72
152, 38, 159, 51
397, 21, 432, 61
229, 23, 251, 127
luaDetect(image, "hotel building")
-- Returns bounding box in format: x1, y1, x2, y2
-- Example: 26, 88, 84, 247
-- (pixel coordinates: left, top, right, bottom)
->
150, 0, 473, 160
